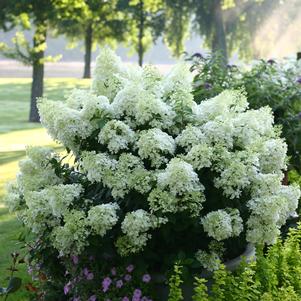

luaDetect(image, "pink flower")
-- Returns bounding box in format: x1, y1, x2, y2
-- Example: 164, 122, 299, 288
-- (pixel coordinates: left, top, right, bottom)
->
142, 274, 151, 283
126, 264, 134, 273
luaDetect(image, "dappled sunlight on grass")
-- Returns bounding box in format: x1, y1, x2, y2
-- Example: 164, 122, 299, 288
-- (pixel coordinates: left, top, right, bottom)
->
0, 128, 57, 152
0, 78, 90, 133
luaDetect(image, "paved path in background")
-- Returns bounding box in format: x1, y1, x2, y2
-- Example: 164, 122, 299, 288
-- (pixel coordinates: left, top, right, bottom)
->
0, 60, 173, 78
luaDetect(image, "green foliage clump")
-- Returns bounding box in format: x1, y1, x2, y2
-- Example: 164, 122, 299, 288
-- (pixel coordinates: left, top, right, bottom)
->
169, 223, 301, 301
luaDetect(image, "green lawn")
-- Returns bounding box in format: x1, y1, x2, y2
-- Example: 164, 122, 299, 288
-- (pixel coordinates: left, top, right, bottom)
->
0, 78, 90, 300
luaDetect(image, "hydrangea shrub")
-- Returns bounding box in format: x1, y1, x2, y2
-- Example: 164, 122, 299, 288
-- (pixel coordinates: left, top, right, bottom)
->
6, 49, 300, 281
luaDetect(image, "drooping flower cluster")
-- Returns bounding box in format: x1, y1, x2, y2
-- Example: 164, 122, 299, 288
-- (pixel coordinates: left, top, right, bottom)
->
6, 48, 300, 273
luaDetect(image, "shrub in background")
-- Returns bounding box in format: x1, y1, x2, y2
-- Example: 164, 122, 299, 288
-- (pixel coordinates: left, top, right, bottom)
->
5, 49, 300, 300
190, 53, 301, 174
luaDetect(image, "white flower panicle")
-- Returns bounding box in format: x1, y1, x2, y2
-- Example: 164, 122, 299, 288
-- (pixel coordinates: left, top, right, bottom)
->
52, 210, 89, 255
157, 158, 203, 196
116, 209, 167, 256
87, 203, 120, 236
175, 125, 205, 151
202, 209, 243, 241
91, 47, 124, 100
98, 120, 135, 153
17, 146, 62, 193
137, 129, 176, 167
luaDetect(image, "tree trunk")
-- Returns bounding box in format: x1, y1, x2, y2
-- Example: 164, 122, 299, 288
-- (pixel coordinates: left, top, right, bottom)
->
83, 23, 93, 78
138, 0, 145, 67
211, 0, 228, 64
29, 22, 47, 123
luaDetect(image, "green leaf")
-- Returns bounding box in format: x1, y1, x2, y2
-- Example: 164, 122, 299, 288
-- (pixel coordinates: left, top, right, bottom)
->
6, 277, 22, 294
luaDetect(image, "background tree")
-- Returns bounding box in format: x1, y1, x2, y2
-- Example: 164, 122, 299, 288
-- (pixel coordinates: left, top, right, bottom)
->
118, 0, 165, 66
0, 0, 74, 122
192, 0, 284, 63
163, 0, 192, 57
55, 0, 124, 78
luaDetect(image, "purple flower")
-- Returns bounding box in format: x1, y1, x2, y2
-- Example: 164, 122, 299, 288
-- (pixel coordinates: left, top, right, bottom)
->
126, 264, 134, 273
88, 296, 97, 301
298, 112, 301, 119
124, 274, 132, 282
141, 297, 148, 301
116, 279, 124, 288
134, 289, 142, 297
73, 297, 80, 301
142, 274, 151, 283
64, 282, 71, 295
71, 255, 79, 265
122, 298, 130, 301
111, 267, 117, 276
132, 296, 140, 301
296, 77, 301, 84
102, 277, 112, 292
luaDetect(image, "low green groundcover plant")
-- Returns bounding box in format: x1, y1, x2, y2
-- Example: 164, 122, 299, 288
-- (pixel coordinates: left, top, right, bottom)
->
5, 49, 301, 300
190, 53, 301, 173
168, 223, 301, 301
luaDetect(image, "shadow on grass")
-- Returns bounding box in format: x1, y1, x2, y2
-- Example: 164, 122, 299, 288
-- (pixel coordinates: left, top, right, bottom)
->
0, 145, 64, 166
0, 150, 27, 165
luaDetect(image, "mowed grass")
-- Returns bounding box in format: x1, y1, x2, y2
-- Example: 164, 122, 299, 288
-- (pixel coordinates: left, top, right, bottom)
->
0, 78, 90, 300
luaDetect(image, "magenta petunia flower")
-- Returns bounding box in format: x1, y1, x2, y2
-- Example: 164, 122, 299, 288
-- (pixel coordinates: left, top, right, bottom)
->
71, 255, 79, 265
87, 272, 94, 280
102, 277, 112, 292
88, 295, 97, 301
142, 274, 151, 283
63, 282, 71, 295
126, 264, 134, 273
133, 289, 142, 297
111, 267, 117, 276
124, 274, 132, 282
116, 279, 124, 288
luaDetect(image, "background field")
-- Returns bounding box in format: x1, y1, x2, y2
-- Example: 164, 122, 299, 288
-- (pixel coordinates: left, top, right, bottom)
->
0, 78, 90, 300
